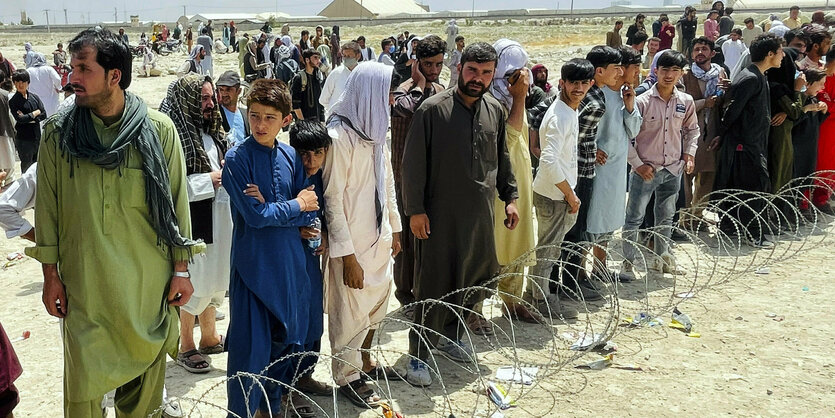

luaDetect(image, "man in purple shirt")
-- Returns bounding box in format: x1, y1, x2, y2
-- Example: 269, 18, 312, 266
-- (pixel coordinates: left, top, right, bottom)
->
623, 50, 700, 276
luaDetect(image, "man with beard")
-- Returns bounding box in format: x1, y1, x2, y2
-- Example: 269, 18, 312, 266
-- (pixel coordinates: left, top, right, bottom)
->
177, 44, 206, 78
796, 27, 831, 71
401, 42, 519, 386
680, 37, 728, 229
159, 74, 230, 376
390, 35, 446, 317
311, 25, 325, 49
27, 28, 201, 417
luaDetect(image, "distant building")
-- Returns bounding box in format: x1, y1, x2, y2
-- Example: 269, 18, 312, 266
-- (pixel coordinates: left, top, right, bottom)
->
611, 0, 632, 5
318, 0, 429, 19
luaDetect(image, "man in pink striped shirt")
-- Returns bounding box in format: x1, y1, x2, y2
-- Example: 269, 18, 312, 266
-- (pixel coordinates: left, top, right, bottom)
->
622, 50, 700, 277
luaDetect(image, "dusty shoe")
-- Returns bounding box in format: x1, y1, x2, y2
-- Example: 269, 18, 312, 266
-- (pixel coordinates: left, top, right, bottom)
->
405, 359, 432, 387
533, 293, 579, 320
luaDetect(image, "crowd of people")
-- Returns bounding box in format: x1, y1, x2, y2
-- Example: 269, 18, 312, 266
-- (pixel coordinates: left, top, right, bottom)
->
0, 4, 834, 416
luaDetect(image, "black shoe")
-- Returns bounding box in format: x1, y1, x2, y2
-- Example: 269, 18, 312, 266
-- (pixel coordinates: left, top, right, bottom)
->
562, 277, 605, 301
671, 229, 689, 242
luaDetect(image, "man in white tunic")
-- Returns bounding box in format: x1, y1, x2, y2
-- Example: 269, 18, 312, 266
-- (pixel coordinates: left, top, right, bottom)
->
25, 53, 62, 117
159, 73, 230, 374
322, 62, 402, 409
319, 41, 360, 118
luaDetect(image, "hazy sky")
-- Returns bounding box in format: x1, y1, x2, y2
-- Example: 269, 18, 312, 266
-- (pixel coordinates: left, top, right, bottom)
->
2, 0, 669, 25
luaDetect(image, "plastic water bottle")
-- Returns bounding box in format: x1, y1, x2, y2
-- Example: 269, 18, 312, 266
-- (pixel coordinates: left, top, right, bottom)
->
307, 217, 321, 252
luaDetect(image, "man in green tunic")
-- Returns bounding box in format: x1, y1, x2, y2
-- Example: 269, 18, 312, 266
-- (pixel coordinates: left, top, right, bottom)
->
26, 28, 203, 417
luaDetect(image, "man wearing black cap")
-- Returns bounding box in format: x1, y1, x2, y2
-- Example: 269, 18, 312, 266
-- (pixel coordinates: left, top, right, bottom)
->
216, 70, 250, 146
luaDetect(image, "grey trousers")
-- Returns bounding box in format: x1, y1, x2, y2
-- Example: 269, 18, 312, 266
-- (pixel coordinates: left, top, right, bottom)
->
529, 192, 577, 300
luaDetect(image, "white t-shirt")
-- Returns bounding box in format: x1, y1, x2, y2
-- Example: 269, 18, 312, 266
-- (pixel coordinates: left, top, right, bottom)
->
721, 39, 746, 73
532, 98, 579, 201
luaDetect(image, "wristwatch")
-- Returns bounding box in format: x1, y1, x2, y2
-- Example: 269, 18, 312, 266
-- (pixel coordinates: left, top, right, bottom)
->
173, 270, 191, 279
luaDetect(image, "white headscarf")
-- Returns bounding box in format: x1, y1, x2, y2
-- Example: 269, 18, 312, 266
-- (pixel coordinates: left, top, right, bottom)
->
490, 39, 532, 111
327, 62, 393, 235
406, 36, 423, 58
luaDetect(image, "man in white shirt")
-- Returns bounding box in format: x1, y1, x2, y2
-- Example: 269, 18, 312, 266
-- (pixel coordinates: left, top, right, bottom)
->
322, 62, 402, 408
377, 38, 396, 66
356, 35, 375, 62
528, 58, 595, 318
216, 71, 249, 146
319, 41, 360, 118
159, 74, 230, 375
721, 29, 747, 72
741, 17, 763, 48
0, 164, 36, 241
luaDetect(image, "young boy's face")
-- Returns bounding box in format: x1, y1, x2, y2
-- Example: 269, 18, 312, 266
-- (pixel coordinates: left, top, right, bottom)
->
730, 33, 740, 41
300, 147, 327, 176
248, 102, 290, 144
807, 79, 826, 96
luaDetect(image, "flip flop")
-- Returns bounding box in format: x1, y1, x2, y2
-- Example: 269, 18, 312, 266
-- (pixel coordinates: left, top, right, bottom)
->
338, 380, 381, 409
198, 334, 225, 355
177, 349, 211, 374
363, 365, 404, 381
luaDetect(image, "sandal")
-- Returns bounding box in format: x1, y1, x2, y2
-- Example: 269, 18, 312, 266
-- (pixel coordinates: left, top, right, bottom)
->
338, 380, 381, 409
503, 303, 544, 324
296, 375, 333, 396
176, 349, 211, 374
363, 364, 404, 381
466, 314, 495, 336
283, 391, 317, 418
198, 334, 225, 355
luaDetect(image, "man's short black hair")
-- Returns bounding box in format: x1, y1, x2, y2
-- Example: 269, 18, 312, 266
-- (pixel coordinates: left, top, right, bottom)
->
301, 30, 309, 37
68, 27, 132, 90
460, 42, 497, 67
744, 17, 754, 24
790, 5, 800, 11
561, 58, 595, 82
201, 27, 208, 35
416, 35, 446, 60
356, 35, 365, 42
618, 46, 641, 66
731, 28, 743, 36
659, 16, 669, 23
725, 7, 733, 14
807, 25, 833, 48
804, 67, 827, 84
301, 48, 320, 61
750, 34, 783, 62
455, 35, 465, 43
785, 28, 810, 47
632, 31, 649, 45
656, 50, 688, 69
11, 69, 29, 83
615, 20, 623, 25
290, 119, 332, 152
636, 14, 645, 21
692, 36, 715, 50
381, 38, 392, 48
586, 45, 622, 69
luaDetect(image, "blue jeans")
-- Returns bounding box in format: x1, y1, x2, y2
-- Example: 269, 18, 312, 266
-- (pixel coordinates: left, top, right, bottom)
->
623, 168, 682, 261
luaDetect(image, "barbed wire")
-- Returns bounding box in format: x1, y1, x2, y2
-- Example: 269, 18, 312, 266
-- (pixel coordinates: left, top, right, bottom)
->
153, 171, 835, 417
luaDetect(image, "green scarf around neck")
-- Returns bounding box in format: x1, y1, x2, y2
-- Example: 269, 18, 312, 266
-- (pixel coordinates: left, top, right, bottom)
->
52, 91, 200, 256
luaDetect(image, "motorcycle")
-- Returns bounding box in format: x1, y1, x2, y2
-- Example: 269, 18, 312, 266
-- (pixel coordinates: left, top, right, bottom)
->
156, 39, 186, 56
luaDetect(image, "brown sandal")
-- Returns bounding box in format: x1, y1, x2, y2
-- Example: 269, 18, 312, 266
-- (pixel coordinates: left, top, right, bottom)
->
466, 314, 495, 336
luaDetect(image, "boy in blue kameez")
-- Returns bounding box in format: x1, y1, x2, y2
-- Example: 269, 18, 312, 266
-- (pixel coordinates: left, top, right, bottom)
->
222, 78, 320, 418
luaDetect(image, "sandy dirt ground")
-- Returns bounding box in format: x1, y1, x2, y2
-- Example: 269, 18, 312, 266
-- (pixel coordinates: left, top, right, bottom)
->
1, 19, 834, 417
